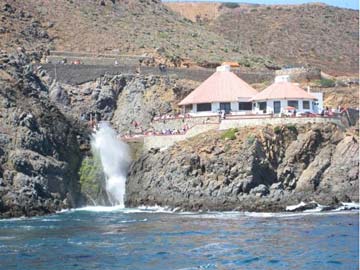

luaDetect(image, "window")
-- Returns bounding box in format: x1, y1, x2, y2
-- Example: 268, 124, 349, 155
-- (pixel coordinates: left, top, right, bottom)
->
197, 103, 212, 112
238, 102, 252, 111
273, 101, 281, 113
259, 102, 267, 113
220, 102, 231, 113
185, 104, 193, 113
287, 100, 299, 109
303, 100, 310, 109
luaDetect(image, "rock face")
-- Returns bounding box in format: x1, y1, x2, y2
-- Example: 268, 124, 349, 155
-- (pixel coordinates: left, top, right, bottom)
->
0, 51, 88, 218
42, 70, 193, 136
126, 123, 359, 211
111, 75, 174, 134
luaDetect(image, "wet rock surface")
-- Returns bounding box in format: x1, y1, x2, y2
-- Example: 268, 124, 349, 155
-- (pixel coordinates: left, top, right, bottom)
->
0, 51, 88, 218
126, 124, 359, 211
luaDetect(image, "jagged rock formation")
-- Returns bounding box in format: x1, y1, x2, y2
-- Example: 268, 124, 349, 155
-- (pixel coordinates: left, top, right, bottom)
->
126, 123, 359, 211
40, 68, 195, 135
0, 51, 88, 218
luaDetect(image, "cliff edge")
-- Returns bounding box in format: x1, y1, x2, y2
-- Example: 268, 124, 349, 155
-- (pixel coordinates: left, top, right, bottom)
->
126, 123, 359, 211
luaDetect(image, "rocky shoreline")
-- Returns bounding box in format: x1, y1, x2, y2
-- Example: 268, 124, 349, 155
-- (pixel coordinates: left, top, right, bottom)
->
0, 51, 91, 218
126, 123, 359, 212
0, 50, 359, 218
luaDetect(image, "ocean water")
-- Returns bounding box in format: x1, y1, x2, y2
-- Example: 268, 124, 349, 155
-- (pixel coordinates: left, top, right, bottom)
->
0, 207, 358, 270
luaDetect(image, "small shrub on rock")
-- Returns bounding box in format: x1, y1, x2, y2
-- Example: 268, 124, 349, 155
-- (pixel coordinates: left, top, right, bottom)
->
319, 78, 336, 88
221, 128, 238, 140
274, 126, 282, 134
287, 125, 298, 134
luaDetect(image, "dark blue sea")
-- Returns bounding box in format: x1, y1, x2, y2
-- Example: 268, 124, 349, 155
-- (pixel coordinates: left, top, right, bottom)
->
0, 206, 358, 270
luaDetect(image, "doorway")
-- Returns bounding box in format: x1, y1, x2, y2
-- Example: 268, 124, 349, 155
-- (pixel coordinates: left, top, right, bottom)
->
220, 102, 231, 114
273, 101, 281, 114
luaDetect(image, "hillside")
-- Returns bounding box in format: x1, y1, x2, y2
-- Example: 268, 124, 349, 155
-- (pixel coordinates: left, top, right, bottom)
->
166, 2, 359, 75
0, 0, 271, 68
0, 1, 358, 73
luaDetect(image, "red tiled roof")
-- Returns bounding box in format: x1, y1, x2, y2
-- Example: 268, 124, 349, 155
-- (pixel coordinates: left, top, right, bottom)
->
251, 82, 317, 101
179, 70, 258, 106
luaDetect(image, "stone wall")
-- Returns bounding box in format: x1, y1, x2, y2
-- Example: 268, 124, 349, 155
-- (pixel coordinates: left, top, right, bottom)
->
275, 68, 321, 82
42, 64, 275, 85
47, 55, 144, 66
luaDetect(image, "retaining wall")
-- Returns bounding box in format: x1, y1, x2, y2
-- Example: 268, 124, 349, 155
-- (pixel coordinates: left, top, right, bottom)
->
275, 68, 321, 82
42, 64, 275, 85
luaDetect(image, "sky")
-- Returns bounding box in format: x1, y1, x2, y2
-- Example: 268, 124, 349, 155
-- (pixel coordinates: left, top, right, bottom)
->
163, 0, 359, 10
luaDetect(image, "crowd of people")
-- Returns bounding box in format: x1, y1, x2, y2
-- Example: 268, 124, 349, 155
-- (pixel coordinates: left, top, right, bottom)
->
152, 113, 192, 122
121, 120, 191, 139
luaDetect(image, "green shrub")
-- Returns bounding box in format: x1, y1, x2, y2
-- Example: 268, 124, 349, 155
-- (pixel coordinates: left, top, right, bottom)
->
286, 125, 298, 134
319, 78, 336, 88
158, 32, 168, 39
274, 126, 282, 134
221, 128, 238, 140
222, 2, 239, 9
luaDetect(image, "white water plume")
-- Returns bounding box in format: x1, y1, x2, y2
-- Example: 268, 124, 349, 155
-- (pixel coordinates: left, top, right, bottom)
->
91, 122, 131, 207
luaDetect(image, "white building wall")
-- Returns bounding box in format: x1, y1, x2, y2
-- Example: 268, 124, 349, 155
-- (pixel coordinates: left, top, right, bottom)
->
230, 102, 238, 112
266, 101, 274, 114
311, 92, 324, 114
254, 99, 317, 114
298, 100, 303, 111
212, 102, 220, 112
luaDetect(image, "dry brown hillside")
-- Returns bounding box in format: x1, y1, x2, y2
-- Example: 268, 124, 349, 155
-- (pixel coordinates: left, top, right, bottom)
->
1, 1, 358, 74
0, 0, 271, 68
164, 2, 222, 22
166, 2, 359, 76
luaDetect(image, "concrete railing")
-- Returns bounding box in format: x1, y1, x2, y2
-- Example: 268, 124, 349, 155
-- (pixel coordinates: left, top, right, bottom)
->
219, 116, 343, 130
128, 116, 343, 151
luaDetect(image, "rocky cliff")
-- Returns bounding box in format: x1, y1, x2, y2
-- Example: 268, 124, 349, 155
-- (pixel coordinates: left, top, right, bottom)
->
0, 51, 89, 218
126, 123, 359, 211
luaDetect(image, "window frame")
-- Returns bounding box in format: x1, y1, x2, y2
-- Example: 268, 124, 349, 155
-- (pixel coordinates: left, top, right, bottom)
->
287, 100, 299, 109
196, 103, 212, 112
303, 100, 310, 110
238, 102, 252, 111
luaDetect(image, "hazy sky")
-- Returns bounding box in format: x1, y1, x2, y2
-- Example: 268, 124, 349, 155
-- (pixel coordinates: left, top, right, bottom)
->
163, 0, 359, 10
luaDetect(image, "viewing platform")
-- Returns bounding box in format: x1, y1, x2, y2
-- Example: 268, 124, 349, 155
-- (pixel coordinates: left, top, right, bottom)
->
122, 114, 344, 151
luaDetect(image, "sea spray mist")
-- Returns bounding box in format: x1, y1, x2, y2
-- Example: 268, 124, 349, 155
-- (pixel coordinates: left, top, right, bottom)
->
91, 122, 131, 206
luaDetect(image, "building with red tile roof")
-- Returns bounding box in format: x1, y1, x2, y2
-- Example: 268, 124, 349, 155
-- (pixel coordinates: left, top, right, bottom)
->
179, 65, 258, 115
251, 76, 318, 114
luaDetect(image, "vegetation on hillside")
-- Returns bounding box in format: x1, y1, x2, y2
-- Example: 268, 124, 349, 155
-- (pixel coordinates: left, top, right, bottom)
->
210, 4, 358, 75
